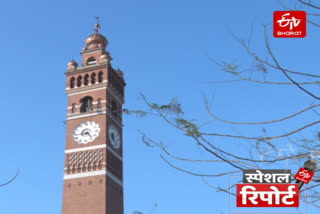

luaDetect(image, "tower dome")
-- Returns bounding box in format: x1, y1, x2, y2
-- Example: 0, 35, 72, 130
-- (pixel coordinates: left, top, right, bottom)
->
84, 17, 108, 50
68, 59, 78, 67
67, 59, 78, 72
85, 33, 108, 50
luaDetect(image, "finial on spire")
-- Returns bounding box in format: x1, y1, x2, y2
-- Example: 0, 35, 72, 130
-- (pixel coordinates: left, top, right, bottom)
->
94, 16, 101, 33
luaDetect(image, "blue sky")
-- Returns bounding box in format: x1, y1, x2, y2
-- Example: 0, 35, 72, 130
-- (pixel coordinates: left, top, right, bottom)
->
1, 0, 320, 213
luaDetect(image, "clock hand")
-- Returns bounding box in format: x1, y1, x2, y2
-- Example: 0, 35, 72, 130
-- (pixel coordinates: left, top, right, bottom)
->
83, 130, 92, 137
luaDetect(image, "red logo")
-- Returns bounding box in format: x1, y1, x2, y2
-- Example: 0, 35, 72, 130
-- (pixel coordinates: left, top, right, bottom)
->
295, 168, 314, 184
274, 11, 306, 38
237, 184, 299, 207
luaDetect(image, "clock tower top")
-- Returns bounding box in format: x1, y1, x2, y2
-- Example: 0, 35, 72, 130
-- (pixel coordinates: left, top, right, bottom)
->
67, 19, 115, 72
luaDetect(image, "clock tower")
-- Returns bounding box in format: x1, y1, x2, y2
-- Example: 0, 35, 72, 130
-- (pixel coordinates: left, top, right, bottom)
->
62, 21, 125, 214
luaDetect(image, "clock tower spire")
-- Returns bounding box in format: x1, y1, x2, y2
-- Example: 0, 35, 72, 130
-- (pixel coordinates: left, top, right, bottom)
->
62, 20, 125, 214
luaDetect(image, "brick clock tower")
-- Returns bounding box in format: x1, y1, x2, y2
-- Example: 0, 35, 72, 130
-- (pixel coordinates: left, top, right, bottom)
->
62, 20, 125, 214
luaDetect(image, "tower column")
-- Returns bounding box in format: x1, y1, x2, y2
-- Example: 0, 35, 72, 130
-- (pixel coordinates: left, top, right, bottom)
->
62, 21, 126, 214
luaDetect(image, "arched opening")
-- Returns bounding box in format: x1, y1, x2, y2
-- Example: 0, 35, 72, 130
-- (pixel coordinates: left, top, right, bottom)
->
84, 74, 89, 86
80, 96, 93, 113
87, 57, 97, 65
91, 73, 96, 84
77, 76, 82, 87
98, 71, 103, 83
70, 77, 75, 88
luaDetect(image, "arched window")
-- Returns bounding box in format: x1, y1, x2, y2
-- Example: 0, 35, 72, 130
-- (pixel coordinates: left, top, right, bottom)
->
98, 71, 103, 83
71, 104, 76, 113
87, 57, 97, 65
80, 96, 93, 113
77, 76, 82, 87
84, 74, 89, 86
70, 77, 75, 89
97, 99, 102, 109
91, 73, 96, 84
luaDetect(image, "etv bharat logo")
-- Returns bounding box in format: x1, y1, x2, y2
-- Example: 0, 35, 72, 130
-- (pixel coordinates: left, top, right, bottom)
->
274, 11, 306, 38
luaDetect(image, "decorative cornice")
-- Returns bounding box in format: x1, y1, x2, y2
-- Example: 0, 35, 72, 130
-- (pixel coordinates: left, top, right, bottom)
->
67, 110, 107, 120
63, 170, 123, 187
106, 111, 123, 127
65, 64, 107, 76
80, 48, 105, 55
66, 109, 123, 127
107, 84, 124, 104
107, 145, 123, 161
66, 85, 107, 95
106, 171, 123, 187
65, 144, 107, 153
64, 170, 106, 180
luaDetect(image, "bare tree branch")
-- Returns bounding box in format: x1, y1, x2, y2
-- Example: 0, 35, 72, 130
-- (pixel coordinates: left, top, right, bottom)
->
209, 57, 320, 84
264, 26, 320, 100
298, 0, 320, 9
201, 120, 320, 140
206, 99, 320, 125
231, 31, 320, 78
160, 155, 241, 177
0, 169, 19, 187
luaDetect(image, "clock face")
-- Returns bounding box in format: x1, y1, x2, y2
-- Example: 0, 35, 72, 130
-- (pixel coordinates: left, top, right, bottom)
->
72, 121, 100, 144
108, 125, 121, 149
